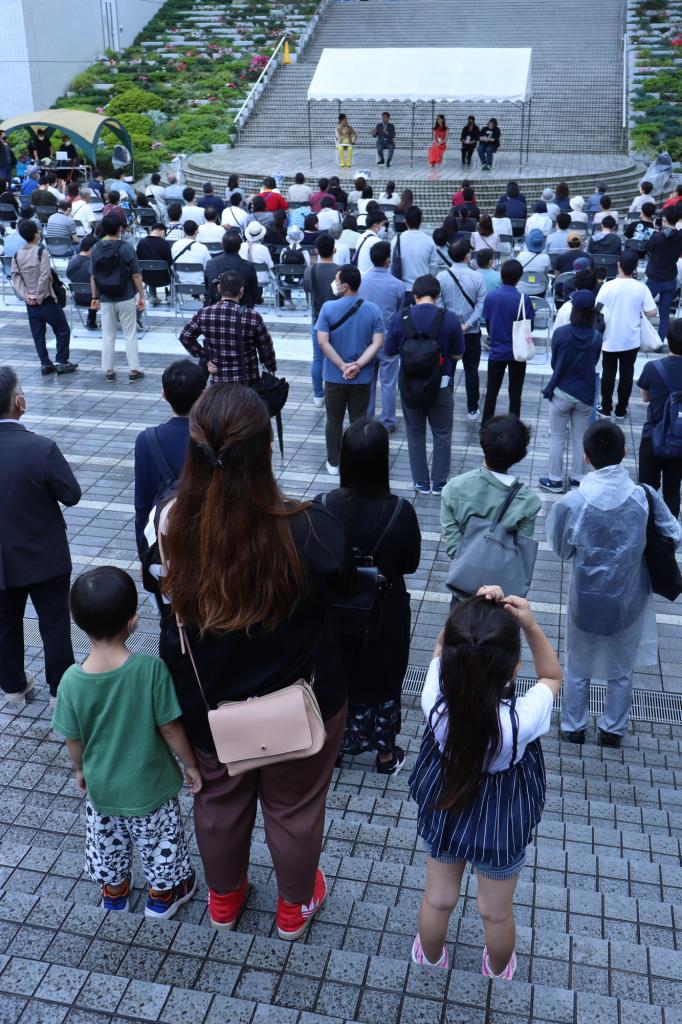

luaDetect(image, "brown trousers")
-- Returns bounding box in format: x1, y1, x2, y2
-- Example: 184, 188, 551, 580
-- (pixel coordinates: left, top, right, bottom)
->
193, 704, 346, 904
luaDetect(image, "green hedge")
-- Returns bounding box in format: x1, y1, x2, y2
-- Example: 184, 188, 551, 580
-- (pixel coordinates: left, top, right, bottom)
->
629, 1, 682, 159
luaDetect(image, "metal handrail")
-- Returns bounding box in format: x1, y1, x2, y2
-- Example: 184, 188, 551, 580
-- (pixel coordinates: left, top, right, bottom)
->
234, 34, 286, 136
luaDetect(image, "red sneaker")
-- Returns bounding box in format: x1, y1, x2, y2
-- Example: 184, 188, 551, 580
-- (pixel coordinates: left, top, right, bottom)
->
208, 876, 249, 930
276, 868, 327, 941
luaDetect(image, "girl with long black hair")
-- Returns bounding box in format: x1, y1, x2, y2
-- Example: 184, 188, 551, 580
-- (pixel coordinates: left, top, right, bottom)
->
409, 587, 561, 974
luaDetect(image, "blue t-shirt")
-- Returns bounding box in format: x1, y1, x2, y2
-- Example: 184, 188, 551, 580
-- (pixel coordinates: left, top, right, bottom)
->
637, 356, 682, 439
315, 296, 384, 385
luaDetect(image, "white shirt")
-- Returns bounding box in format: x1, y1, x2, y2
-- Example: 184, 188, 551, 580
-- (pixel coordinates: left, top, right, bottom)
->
180, 204, 205, 226
471, 231, 499, 253
333, 240, 351, 266
517, 249, 551, 275
318, 207, 342, 232
197, 222, 225, 244
70, 199, 96, 236
596, 277, 657, 352
221, 205, 249, 231
525, 212, 553, 236
355, 230, 381, 273
629, 193, 651, 214
552, 298, 610, 336
379, 192, 398, 206
170, 237, 209, 285
421, 658, 554, 772
239, 241, 273, 282
288, 183, 313, 202
593, 209, 620, 227
568, 210, 588, 225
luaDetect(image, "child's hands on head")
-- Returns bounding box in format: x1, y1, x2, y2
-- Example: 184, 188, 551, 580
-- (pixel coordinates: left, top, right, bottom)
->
476, 585, 505, 603
502, 594, 535, 630
184, 765, 203, 795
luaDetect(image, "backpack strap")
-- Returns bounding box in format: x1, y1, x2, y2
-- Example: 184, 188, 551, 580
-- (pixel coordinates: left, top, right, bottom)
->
653, 358, 674, 391
427, 307, 446, 340
371, 498, 404, 558
144, 427, 176, 485
328, 298, 363, 333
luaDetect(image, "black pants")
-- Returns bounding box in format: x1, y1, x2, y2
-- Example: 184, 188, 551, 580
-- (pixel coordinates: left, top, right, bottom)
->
639, 434, 682, 518
600, 348, 638, 417
26, 299, 70, 367
324, 381, 371, 466
461, 331, 481, 414
461, 144, 476, 165
0, 574, 74, 696
482, 358, 526, 422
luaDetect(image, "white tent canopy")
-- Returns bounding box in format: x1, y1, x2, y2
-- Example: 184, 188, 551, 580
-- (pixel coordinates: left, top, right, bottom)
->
306, 48, 532, 104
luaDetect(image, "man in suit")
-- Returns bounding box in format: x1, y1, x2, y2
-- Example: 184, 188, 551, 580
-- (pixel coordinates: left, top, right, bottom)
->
0, 367, 81, 704
204, 230, 258, 308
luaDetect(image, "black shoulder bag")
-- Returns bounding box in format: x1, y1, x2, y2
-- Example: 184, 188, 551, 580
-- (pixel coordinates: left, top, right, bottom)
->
37, 245, 66, 308
328, 298, 363, 333
234, 308, 289, 456
642, 485, 682, 601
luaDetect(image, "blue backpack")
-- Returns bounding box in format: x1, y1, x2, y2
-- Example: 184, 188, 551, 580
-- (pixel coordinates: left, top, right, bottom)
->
651, 360, 682, 459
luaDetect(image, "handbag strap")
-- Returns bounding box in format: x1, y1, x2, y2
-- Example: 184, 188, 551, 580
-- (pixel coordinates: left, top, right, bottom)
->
491, 479, 524, 528
446, 269, 475, 308
371, 497, 404, 558
328, 298, 363, 333
508, 696, 519, 767
516, 293, 526, 321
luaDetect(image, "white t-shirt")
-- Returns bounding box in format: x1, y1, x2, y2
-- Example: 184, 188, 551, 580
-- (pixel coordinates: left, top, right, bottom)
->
471, 231, 499, 253
221, 206, 249, 231
517, 249, 551, 275
333, 240, 351, 266
170, 237, 209, 285
318, 207, 342, 232
70, 199, 96, 236
355, 230, 380, 273
288, 183, 313, 202
596, 277, 657, 352
421, 658, 554, 772
629, 194, 651, 214
525, 212, 553, 236
180, 204, 205, 226
197, 221, 226, 244
593, 209, 620, 227
239, 241, 273, 282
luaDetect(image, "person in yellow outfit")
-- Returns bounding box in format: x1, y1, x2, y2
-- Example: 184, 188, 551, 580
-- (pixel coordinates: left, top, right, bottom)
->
335, 114, 357, 169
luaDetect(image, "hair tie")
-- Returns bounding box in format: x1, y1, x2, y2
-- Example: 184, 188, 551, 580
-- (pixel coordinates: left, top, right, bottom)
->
212, 456, 223, 470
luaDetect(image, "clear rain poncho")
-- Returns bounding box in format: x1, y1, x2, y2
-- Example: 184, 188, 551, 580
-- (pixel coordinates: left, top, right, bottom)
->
546, 465, 681, 679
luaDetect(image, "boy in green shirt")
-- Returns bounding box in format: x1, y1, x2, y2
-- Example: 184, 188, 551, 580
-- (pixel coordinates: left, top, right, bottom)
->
52, 566, 202, 918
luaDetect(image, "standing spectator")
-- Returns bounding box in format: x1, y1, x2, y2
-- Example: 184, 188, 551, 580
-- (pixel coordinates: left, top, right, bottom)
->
481, 259, 535, 422
645, 207, 682, 341
0, 130, 16, 181
391, 206, 440, 299
593, 195, 620, 228
180, 187, 205, 226
311, 178, 337, 213
587, 216, 622, 257
0, 367, 81, 704
385, 275, 464, 493
90, 212, 145, 383
304, 235, 340, 407
179, 270, 276, 385
287, 172, 313, 203
441, 415, 540, 568
67, 235, 98, 330
136, 223, 172, 306
171, 221, 210, 288
45, 200, 79, 254
548, 422, 681, 747
319, 419, 421, 771
373, 111, 396, 167
205, 231, 259, 308
134, 359, 207, 552
197, 182, 224, 219
438, 240, 486, 420
539, 291, 603, 492
628, 180, 655, 215
359, 241, 405, 432
158, 384, 353, 935
258, 176, 288, 212
315, 266, 384, 475
197, 207, 225, 245
637, 319, 682, 517
595, 251, 657, 419
53, 567, 201, 917
354, 210, 388, 274
221, 193, 249, 233
546, 212, 572, 252
11, 222, 78, 375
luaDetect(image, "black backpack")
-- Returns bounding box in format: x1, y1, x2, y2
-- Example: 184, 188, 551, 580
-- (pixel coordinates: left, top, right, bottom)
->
398, 307, 446, 409
280, 245, 306, 283
139, 428, 179, 599
92, 240, 127, 299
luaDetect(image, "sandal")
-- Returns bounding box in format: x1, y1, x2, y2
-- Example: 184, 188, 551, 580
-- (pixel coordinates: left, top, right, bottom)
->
128, 370, 145, 383
105, 370, 116, 382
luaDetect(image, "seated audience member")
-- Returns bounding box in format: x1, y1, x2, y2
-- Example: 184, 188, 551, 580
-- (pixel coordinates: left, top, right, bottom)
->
287, 172, 313, 203
328, 176, 348, 209
303, 213, 320, 247
136, 222, 173, 305
451, 179, 474, 207
541, 187, 560, 221
204, 230, 259, 307
180, 187, 205, 226
525, 200, 552, 237
440, 415, 540, 568
629, 180, 654, 215
458, 186, 480, 223
249, 195, 274, 230
554, 181, 571, 211
240, 221, 274, 291
569, 195, 588, 226
586, 181, 607, 216
624, 202, 656, 244
556, 233, 590, 273
197, 207, 225, 244
263, 209, 288, 252
339, 215, 361, 250
497, 180, 527, 221
546, 212, 572, 252
491, 203, 513, 254
221, 193, 249, 233
164, 202, 184, 242
517, 229, 551, 274
347, 175, 367, 206
329, 223, 350, 265
67, 235, 98, 329
318, 196, 342, 232
588, 216, 622, 257
197, 182, 224, 219
593, 195, 620, 228
475, 249, 501, 291
171, 221, 210, 287
258, 176, 288, 212
470, 215, 499, 254
311, 177, 337, 213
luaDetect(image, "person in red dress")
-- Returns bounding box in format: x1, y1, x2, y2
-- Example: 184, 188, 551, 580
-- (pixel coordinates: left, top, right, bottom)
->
428, 115, 448, 167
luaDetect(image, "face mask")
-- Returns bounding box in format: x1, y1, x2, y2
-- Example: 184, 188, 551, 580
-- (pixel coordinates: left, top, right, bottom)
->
378, 227, 387, 239
331, 280, 344, 297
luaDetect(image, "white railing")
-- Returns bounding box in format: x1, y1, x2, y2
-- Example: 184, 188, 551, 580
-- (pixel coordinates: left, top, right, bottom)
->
622, 32, 629, 133
234, 0, 331, 139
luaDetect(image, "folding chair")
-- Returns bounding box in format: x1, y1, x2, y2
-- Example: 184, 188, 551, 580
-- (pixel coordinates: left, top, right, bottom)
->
172, 266, 205, 328
517, 271, 549, 297
497, 233, 515, 254
205, 243, 223, 255
552, 272, 575, 309
274, 264, 309, 315
139, 259, 171, 305
0, 203, 18, 228
590, 254, 619, 280
529, 296, 553, 362
510, 218, 526, 239
251, 262, 275, 308
549, 250, 569, 272
1, 254, 15, 303
134, 208, 157, 236
68, 281, 93, 328
568, 220, 588, 234
624, 236, 648, 257
45, 235, 75, 258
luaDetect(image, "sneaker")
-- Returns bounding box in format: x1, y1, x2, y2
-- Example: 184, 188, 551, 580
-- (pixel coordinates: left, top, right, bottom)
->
41, 363, 56, 376
145, 869, 197, 919
560, 728, 585, 744
128, 370, 145, 383
598, 728, 621, 749
312, 396, 325, 408
411, 933, 449, 968
467, 409, 480, 421
86, 322, 99, 331
105, 370, 116, 383
4, 673, 35, 705
595, 406, 611, 419
276, 868, 326, 940
482, 946, 517, 979
376, 158, 385, 165
431, 483, 445, 496
538, 477, 564, 494
414, 482, 430, 494
614, 410, 628, 422
376, 745, 405, 776
101, 878, 131, 912
569, 478, 581, 488
56, 361, 79, 375
325, 461, 339, 477
208, 875, 249, 930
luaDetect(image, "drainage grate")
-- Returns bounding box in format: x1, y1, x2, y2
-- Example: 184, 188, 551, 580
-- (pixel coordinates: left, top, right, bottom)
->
23, 621, 682, 726
400, 666, 682, 726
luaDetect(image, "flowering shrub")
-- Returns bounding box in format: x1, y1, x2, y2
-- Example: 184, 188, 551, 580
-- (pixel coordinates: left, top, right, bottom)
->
629, 0, 682, 160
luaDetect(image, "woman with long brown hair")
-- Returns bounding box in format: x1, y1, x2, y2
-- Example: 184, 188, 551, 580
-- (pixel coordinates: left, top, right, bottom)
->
428, 114, 448, 167
159, 383, 353, 939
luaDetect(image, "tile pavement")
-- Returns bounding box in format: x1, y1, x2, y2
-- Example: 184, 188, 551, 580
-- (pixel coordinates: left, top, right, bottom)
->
0, 317, 681, 1022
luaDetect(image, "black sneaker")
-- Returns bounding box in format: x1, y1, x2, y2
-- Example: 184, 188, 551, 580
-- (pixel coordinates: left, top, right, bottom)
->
41, 363, 56, 376
560, 728, 585, 744
539, 477, 564, 494
56, 361, 79, 374
595, 406, 611, 419
376, 746, 405, 776
598, 729, 621, 749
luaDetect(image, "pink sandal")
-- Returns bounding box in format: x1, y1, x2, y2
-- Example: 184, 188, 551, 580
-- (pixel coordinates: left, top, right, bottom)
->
482, 946, 517, 979
411, 933, 449, 968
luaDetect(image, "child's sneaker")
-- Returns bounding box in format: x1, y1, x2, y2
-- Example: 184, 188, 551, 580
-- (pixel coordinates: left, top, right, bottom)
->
411, 933, 449, 968
482, 946, 517, 979
100, 878, 131, 912
208, 875, 250, 930
145, 870, 197, 920
276, 868, 326, 940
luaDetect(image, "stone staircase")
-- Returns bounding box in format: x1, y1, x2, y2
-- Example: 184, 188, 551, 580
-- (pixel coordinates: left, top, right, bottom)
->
237, 0, 627, 155
1, 691, 681, 1023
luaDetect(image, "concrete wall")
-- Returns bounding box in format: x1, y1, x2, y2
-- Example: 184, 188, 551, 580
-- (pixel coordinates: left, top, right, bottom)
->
0, 0, 163, 118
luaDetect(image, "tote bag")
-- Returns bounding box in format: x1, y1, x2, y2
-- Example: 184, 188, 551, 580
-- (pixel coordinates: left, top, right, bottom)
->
512, 293, 535, 362
640, 314, 663, 352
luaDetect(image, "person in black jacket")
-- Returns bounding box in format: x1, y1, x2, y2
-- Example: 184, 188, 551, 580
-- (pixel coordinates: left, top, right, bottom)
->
460, 116, 479, 165
318, 418, 421, 774
477, 118, 500, 170
204, 230, 258, 307
0, 367, 81, 704
645, 207, 682, 341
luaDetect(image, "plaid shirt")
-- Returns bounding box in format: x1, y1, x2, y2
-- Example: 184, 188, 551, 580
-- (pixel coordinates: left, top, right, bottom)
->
179, 299, 277, 384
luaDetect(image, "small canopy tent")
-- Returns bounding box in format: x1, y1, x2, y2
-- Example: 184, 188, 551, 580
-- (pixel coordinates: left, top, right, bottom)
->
306, 47, 533, 167
0, 110, 133, 168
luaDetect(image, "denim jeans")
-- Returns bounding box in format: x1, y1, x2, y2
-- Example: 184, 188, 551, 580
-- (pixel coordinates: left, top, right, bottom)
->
26, 299, 70, 366
401, 385, 454, 487
645, 276, 676, 341
376, 139, 395, 164
478, 142, 495, 168
311, 325, 324, 399
367, 352, 399, 428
